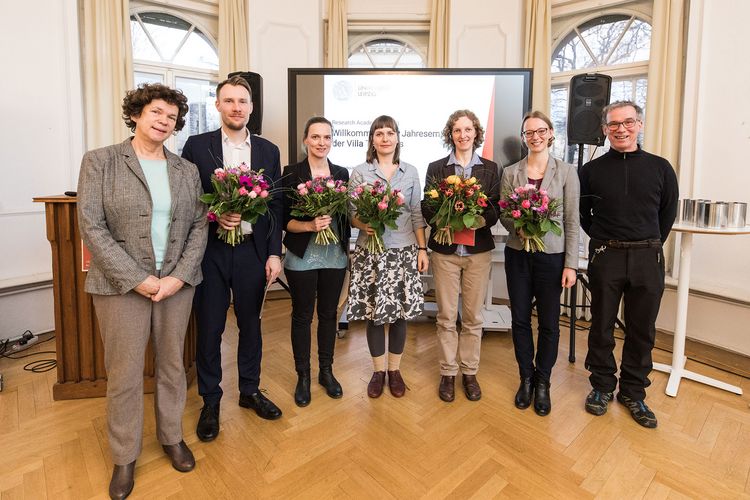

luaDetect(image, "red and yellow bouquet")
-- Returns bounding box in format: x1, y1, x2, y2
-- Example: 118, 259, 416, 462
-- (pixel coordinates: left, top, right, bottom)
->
289, 176, 349, 245
423, 174, 489, 246
199, 163, 272, 246
349, 180, 404, 253
498, 184, 562, 252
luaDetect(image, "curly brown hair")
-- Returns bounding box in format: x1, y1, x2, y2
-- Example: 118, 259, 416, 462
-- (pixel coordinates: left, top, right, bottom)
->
441, 109, 485, 151
122, 83, 189, 132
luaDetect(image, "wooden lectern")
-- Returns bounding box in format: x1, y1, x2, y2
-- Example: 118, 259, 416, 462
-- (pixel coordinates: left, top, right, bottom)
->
33, 195, 196, 400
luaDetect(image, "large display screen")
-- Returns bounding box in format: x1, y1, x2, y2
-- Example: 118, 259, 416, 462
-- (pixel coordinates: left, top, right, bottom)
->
288, 69, 532, 180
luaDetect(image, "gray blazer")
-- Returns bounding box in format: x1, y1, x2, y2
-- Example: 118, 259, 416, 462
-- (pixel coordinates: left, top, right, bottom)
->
500, 155, 580, 268
77, 138, 208, 295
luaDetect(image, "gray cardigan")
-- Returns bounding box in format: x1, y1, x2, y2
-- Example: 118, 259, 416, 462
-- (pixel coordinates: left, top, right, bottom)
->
500, 155, 580, 268
77, 138, 208, 295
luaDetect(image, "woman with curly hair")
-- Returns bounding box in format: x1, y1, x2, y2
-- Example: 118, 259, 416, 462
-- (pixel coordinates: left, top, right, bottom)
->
77, 83, 207, 499
421, 109, 501, 403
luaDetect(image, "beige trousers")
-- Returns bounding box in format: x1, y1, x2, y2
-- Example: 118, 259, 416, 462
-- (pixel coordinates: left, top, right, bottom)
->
93, 286, 194, 465
431, 251, 492, 376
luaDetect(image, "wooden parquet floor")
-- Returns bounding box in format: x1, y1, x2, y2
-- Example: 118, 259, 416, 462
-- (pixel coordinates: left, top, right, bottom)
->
1, 294, 749, 499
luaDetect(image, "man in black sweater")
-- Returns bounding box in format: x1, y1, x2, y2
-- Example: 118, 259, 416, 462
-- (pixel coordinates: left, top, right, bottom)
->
579, 100, 678, 428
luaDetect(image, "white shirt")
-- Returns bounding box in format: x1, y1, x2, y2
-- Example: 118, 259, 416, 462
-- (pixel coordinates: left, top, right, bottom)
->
221, 128, 254, 234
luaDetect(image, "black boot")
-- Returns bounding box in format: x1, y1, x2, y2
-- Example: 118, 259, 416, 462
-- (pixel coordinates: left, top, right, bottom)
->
294, 370, 311, 407
534, 377, 551, 416
514, 377, 534, 409
318, 366, 343, 399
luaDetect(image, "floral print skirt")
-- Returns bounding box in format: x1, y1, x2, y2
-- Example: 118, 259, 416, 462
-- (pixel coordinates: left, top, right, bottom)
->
347, 244, 424, 325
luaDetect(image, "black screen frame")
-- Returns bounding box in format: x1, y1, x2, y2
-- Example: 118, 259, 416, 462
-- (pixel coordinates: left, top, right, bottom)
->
287, 67, 533, 168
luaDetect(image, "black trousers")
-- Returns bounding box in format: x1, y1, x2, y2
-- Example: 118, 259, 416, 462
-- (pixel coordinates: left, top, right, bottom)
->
585, 240, 665, 400
505, 247, 565, 381
195, 236, 266, 405
285, 267, 347, 372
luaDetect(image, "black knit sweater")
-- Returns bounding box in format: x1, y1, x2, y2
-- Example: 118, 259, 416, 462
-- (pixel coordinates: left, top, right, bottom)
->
579, 146, 679, 242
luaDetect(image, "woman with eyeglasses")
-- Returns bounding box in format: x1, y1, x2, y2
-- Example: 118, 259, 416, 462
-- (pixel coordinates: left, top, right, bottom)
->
499, 110, 579, 416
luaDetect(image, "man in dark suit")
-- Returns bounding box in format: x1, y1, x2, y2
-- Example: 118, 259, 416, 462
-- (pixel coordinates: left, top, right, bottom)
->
182, 76, 283, 440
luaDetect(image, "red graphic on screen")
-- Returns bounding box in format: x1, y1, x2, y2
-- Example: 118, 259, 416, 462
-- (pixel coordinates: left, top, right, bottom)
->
482, 81, 495, 161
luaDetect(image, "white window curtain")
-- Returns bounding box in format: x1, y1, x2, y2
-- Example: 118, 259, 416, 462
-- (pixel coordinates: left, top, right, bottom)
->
523, 0, 551, 115
428, 0, 450, 68
81, 0, 134, 150
219, 0, 250, 78
644, 0, 686, 168
325, 0, 348, 67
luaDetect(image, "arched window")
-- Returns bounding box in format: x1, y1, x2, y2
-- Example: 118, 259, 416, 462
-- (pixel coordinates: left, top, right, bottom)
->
130, 11, 220, 154
348, 36, 426, 68
550, 14, 651, 163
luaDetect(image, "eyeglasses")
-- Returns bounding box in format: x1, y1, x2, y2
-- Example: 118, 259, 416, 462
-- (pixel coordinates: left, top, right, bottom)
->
521, 127, 548, 139
605, 118, 640, 131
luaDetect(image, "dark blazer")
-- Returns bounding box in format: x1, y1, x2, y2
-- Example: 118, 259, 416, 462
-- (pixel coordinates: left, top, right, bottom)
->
421, 155, 501, 255
77, 138, 207, 295
281, 158, 350, 258
182, 129, 283, 261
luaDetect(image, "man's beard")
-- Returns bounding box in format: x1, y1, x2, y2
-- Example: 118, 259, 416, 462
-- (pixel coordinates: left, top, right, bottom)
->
223, 119, 247, 131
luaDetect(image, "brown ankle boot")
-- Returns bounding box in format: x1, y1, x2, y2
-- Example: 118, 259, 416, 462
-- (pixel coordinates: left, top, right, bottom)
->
109, 461, 135, 499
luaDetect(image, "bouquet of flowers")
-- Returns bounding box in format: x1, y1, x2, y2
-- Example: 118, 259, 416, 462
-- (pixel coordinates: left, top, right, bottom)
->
199, 163, 272, 246
289, 176, 349, 245
497, 184, 562, 252
350, 180, 404, 253
424, 174, 489, 246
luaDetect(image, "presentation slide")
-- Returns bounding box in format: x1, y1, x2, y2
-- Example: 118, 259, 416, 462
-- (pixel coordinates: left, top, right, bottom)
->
289, 69, 532, 182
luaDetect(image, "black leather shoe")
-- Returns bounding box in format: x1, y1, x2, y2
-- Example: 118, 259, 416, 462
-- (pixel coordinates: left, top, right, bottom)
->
162, 440, 195, 472
534, 378, 551, 416
295, 371, 311, 407
514, 377, 534, 409
109, 461, 135, 500
318, 366, 343, 399
196, 404, 220, 442
239, 392, 283, 420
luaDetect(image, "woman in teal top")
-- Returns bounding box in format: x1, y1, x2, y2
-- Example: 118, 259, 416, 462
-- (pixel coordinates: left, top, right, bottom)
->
282, 117, 350, 407
77, 83, 207, 499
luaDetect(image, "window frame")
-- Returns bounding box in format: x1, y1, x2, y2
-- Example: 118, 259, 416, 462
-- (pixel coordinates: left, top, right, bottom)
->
347, 21, 429, 69
129, 7, 220, 153
549, 9, 653, 163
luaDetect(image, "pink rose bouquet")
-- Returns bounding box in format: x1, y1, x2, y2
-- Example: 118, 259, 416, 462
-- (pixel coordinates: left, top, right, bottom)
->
423, 174, 489, 246
349, 179, 404, 254
289, 175, 349, 245
199, 163, 273, 246
498, 184, 562, 252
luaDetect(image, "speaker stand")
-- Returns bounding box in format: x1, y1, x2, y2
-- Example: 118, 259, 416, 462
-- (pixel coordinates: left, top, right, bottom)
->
576, 143, 585, 173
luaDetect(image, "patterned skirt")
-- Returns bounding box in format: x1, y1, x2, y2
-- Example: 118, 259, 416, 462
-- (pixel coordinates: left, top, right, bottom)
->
347, 244, 424, 325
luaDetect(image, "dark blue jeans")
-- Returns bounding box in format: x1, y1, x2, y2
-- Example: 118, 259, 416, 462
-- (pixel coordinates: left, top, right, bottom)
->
505, 246, 564, 381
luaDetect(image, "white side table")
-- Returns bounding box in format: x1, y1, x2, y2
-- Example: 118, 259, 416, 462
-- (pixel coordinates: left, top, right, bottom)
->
652, 223, 750, 396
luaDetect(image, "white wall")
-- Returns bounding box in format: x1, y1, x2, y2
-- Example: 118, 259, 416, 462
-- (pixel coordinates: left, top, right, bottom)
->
0, 0, 83, 339
450, 0, 523, 68
655, 0, 750, 355
247, 0, 524, 166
